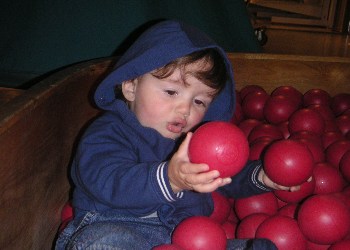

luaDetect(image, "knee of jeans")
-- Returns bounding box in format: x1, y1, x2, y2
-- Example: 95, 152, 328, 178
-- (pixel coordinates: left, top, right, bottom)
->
67, 222, 153, 250
249, 238, 278, 250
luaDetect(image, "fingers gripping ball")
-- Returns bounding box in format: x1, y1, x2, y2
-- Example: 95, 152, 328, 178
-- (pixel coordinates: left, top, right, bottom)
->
263, 139, 314, 186
189, 121, 249, 178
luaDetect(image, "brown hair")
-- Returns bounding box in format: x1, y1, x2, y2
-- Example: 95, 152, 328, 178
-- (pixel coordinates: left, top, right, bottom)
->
151, 49, 227, 97
115, 49, 228, 100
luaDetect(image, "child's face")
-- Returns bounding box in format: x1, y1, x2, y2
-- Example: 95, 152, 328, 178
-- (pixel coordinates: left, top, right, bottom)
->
122, 61, 217, 139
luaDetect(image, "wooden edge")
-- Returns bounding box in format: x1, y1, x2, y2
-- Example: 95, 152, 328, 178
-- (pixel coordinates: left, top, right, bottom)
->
0, 57, 116, 133
0, 87, 24, 105
227, 53, 350, 63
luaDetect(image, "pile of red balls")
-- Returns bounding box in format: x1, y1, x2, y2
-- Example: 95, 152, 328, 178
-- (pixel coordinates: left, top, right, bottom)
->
155, 85, 350, 250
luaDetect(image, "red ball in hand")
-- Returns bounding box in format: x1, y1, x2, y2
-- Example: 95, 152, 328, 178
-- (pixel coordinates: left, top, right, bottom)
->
172, 216, 227, 250
263, 139, 314, 186
189, 121, 249, 178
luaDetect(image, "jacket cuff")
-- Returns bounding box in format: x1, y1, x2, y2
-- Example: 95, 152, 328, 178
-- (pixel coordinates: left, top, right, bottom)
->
251, 162, 272, 192
156, 162, 184, 202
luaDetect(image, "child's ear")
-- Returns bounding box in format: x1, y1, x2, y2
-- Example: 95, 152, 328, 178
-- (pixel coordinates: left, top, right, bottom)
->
121, 80, 136, 102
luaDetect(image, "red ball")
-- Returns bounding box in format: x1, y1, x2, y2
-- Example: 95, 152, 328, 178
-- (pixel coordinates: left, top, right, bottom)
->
325, 139, 350, 169
271, 86, 303, 107
297, 194, 350, 245
324, 119, 342, 133
221, 221, 237, 239
189, 121, 249, 178
331, 93, 350, 116
241, 90, 269, 121
336, 114, 350, 135
289, 130, 322, 146
340, 186, 350, 208
303, 89, 331, 107
306, 241, 330, 250
277, 121, 290, 139
263, 139, 314, 186
209, 192, 231, 224
329, 240, 350, 250
248, 123, 284, 143
340, 150, 350, 182
277, 203, 298, 219
234, 192, 278, 220
248, 136, 274, 161
313, 162, 346, 195
296, 138, 325, 163
308, 104, 335, 121
238, 118, 262, 138
231, 100, 243, 125
235, 213, 269, 239
256, 215, 307, 250
273, 176, 315, 203
227, 208, 239, 224
172, 216, 227, 250
288, 108, 325, 135
264, 95, 299, 124
239, 84, 265, 100
61, 201, 73, 221
322, 131, 344, 149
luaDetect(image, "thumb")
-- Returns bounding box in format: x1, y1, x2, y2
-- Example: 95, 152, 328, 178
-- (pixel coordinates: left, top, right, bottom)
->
177, 132, 192, 159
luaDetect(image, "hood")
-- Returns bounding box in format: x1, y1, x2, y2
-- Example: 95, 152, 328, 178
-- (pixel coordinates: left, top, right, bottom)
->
94, 20, 235, 122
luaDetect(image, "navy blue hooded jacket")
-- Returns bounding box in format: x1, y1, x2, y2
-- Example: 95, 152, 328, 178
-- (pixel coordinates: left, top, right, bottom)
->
71, 20, 269, 228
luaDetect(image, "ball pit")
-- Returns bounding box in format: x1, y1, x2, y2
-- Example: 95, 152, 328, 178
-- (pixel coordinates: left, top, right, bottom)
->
171, 82, 350, 249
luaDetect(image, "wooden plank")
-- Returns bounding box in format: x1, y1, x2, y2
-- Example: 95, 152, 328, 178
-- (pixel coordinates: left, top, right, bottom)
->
249, 0, 323, 18
0, 87, 24, 106
228, 53, 350, 95
0, 58, 115, 249
271, 16, 326, 26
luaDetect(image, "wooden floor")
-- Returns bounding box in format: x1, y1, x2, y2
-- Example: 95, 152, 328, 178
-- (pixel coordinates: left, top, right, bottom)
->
262, 29, 350, 58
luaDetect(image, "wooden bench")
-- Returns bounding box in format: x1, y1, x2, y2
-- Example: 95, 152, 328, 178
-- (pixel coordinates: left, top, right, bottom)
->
0, 53, 349, 249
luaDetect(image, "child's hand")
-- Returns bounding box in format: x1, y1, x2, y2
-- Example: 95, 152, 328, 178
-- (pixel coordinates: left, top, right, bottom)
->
168, 132, 231, 193
258, 168, 312, 192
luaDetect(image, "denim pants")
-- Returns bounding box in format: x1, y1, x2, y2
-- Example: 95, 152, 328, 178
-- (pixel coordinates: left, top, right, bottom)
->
55, 211, 277, 250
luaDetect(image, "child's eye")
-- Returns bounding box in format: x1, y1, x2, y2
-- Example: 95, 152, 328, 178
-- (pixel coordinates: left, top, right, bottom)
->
194, 99, 206, 107
165, 90, 177, 96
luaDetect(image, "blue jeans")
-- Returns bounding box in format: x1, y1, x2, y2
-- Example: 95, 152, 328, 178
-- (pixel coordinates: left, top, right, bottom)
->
55, 211, 276, 250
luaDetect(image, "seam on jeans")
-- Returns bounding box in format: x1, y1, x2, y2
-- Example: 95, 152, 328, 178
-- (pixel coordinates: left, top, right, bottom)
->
75, 211, 97, 231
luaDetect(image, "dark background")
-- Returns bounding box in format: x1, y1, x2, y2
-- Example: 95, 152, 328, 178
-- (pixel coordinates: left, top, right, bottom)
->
0, 0, 260, 88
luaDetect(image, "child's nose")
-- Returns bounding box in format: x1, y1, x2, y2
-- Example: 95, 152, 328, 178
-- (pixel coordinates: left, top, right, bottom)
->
177, 101, 191, 117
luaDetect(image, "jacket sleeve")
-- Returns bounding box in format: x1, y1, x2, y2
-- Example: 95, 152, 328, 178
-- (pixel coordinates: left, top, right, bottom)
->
218, 160, 272, 199
71, 113, 180, 216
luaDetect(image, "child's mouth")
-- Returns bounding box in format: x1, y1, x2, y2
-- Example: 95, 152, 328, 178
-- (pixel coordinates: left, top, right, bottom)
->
167, 120, 187, 133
